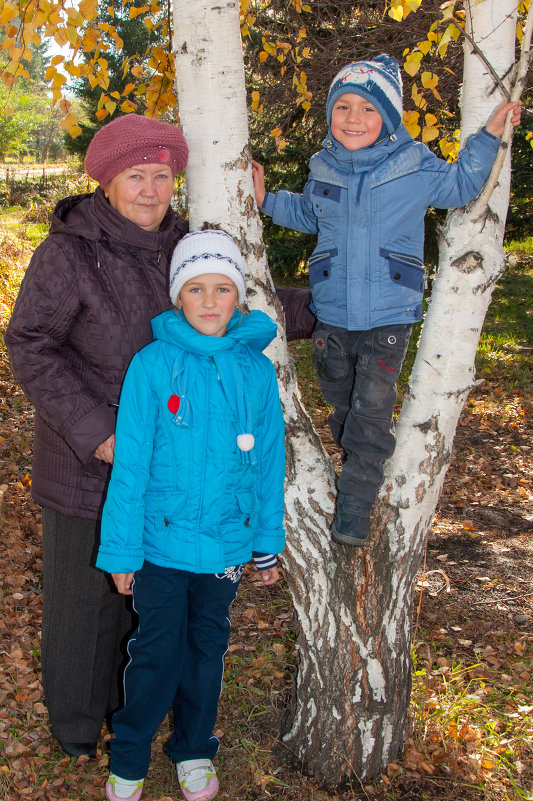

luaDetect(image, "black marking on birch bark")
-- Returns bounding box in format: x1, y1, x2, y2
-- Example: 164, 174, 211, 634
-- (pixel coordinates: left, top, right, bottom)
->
415, 418, 436, 433
472, 271, 504, 295
451, 251, 483, 273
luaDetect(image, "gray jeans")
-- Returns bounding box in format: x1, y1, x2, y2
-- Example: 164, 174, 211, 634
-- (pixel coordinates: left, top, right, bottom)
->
312, 322, 412, 502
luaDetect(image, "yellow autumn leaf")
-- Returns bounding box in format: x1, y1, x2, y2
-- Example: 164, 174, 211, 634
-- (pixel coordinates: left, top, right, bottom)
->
425, 113, 438, 127
421, 71, 438, 89
130, 64, 144, 78
54, 29, 69, 47
51, 71, 67, 88
79, 0, 98, 21
422, 125, 439, 143
251, 90, 260, 110
404, 52, 423, 76
270, 127, 282, 137
95, 108, 109, 121
65, 63, 82, 77
436, 25, 454, 57
130, 5, 149, 19
417, 40, 432, 55
45, 65, 57, 81
60, 98, 72, 113
0, 3, 18, 27
108, 5, 115, 16
259, 51, 268, 63
69, 123, 82, 138
388, 6, 404, 21
59, 113, 78, 131
403, 110, 421, 139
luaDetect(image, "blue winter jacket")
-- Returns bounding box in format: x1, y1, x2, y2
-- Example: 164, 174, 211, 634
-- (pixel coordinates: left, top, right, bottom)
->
96, 309, 285, 575
262, 124, 500, 330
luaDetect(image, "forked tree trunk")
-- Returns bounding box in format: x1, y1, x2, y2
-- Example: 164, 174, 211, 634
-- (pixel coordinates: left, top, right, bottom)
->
173, 0, 519, 785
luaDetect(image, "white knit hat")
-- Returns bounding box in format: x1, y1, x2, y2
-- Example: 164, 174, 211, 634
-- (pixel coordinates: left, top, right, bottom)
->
169, 230, 246, 305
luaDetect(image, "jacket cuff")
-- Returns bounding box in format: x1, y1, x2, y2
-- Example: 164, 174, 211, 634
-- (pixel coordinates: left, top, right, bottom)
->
69, 403, 117, 464
262, 192, 275, 217
253, 553, 278, 571
96, 548, 144, 575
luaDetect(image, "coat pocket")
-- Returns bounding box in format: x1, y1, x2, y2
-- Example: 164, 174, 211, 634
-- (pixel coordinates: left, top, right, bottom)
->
381, 249, 425, 291
308, 247, 338, 286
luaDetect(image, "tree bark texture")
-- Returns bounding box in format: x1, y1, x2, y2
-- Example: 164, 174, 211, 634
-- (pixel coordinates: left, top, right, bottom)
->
172, 0, 518, 786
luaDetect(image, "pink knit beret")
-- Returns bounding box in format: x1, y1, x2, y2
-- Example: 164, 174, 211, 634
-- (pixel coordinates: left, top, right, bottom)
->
84, 114, 189, 187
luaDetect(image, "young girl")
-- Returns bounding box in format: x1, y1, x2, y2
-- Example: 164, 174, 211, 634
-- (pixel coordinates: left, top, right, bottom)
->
96, 230, 285, 801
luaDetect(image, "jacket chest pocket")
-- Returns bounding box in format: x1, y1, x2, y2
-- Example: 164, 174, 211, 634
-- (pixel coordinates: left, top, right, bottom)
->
311, 181, 342, 218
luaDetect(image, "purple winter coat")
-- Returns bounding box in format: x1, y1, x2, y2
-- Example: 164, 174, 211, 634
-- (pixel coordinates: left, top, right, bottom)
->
5, 188, 188, 520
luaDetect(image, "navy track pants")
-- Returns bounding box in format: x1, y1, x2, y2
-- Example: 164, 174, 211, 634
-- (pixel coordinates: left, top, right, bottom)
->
109, 561, 242, 780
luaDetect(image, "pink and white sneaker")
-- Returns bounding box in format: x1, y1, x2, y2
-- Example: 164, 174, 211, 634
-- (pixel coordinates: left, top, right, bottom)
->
105, 774, 144, 801
176, 759, 219, 801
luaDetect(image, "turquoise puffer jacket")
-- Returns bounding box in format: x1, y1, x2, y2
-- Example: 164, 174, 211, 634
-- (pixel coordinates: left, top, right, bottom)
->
262, 124, 500, 331
96, 309, 285, 575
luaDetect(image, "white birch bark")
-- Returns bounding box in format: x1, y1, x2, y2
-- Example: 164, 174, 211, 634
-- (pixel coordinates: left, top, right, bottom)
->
172, 0, 520, 785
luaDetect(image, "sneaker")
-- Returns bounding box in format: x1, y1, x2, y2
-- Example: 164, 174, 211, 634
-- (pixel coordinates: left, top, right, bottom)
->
332, 493, 373, 546
105, 774, 144, 801
176, 759, 219, 801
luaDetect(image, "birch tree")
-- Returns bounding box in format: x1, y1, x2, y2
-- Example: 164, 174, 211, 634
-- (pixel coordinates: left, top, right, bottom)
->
173, 0, 529, 785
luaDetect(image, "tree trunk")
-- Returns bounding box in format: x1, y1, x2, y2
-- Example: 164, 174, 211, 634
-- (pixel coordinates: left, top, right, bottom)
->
172, 0, 518, 786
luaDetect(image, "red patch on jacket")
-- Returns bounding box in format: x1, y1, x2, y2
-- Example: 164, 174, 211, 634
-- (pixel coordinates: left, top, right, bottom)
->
168, 394, 180, 414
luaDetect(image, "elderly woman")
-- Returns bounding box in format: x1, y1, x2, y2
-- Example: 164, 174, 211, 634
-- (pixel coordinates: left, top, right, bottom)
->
5, 115, 189, 758
6, 113, 315, 761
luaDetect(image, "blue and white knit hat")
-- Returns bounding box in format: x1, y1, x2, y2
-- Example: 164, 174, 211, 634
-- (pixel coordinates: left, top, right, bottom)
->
169, 229, 246, 305
326, 54, 403, 136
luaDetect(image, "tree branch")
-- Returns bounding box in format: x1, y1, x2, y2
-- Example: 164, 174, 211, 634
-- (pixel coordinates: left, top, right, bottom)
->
471, 0, 533, 217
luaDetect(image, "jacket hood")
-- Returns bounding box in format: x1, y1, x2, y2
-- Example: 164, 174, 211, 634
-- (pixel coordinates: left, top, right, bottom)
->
320, 123, 413, 170
49, 187, 187, 251
151, 308, 278, 355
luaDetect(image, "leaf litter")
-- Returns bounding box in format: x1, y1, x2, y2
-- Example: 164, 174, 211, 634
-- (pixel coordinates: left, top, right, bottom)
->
1, 243, 532, 799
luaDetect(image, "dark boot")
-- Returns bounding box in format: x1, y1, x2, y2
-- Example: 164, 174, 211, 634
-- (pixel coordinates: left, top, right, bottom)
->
332, 493, 372, 546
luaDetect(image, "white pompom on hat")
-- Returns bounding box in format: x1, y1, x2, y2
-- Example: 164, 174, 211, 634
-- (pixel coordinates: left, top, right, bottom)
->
169, 230, 246, 306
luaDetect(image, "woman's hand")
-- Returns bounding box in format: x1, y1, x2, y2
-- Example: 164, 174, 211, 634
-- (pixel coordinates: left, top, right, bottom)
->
112, 572, 134, 595
259, 565, 280, 586
95, 434, 115, 464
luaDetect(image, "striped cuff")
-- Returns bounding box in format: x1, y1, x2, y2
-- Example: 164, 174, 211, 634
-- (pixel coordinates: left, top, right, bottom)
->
252, 553, 278, 571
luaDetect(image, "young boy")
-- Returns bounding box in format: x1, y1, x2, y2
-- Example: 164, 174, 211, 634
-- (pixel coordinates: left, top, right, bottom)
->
252, 53, 521, 547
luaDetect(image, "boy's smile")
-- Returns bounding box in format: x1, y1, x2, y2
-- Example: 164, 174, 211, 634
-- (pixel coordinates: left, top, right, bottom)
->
330, 93, 384, 150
